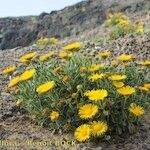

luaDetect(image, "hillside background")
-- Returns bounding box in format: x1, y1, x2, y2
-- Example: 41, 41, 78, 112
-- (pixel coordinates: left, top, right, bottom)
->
0, 0, 150, 50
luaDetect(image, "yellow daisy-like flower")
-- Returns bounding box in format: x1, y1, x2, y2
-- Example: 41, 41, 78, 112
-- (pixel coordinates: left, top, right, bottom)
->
111, 60, 118, 66
49, 37, 59, 45
98, 51, 111, 58
0, 65, 16, 75
39, 54, 48, 61
20, 69, 36, 81
59, 51, 68, 59
88, 73, 105, 82
50, 111, 59, 121
21, 69, 34, 81
63, 42, 81, 51
90, 121, 108, 137
84, 89, 108, 101
137, 61, 150, 66
19, 52, 37, 63
129, 103, 144, 116
39, 51, 55, 61
16, 99, 23, 106
37, 37, 49, 45
109, 75, 127, 81
118, 19, 131, 26
136, 25, 143, 33
74, 124, 91, 142
71, 93, 79, 99
117, 55, 135, 62
144, 83, 150, 89
113, 82, 124, 88
79, 104, 98, 119
67, 52, 73, 58
8, 76, 20, 88
117, 86, 135, 96
136, 22, 144, 33
89, 63, 105, 72
36, 81, 55, 94
138, 86, 149, 92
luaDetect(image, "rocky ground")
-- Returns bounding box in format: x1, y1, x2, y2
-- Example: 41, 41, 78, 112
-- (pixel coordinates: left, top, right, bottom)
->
0, 30, 150, 149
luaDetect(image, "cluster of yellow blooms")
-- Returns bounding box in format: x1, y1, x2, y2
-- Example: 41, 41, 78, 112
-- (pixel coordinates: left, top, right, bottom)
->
37, 37, 59, 46
62, 42, 81, 51
0, 41, 149, 142
74, 121, 108, 142
105, 12, 144, 37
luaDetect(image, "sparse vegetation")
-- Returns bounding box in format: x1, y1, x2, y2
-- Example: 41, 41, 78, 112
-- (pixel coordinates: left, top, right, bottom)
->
104, 13, 144, 39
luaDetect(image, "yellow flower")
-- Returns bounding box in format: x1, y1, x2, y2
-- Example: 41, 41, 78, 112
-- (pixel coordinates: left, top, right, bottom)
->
109, 75, 127, 81
123, 63, 130, 67
136, 22, 144, 33
90, 121, 108, 136
19, 52, 37, 63
79, 104, 98, 119
63, 42, 81, 51
68, 52, 73, 58
74, 124, 90, 142
129, 103, 144, 116
84, 89, 108, 101
20, 69, 36, 81
111, 60, 118, 66
50, 111, 59, 121
16, 99, 23, 106
117, 86, 135, 96
71, 93, 79, 99
49, 37, 59, 45
136, 25, 143, 33
137, 61, 150, 66
117, 55, 135, 62
113, 82, 124, 88
144, 83, 150, 89
8, 76, 20, 88
37, 37, 49, 45
39, 51, 55, 61
80, 67, 87, 73
36, 81, 55, 94
59, 51, 68, 59
39, 54, 48, 61
98, 51, 111, 58
118, 19, 131, 26
0, 65, 16, 75
138, 86, 149, 92
89, 63, 105, 72
88, 73, 105, 82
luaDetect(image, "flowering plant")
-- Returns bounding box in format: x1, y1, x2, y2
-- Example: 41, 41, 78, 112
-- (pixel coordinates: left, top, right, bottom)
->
1, 42, 149, 142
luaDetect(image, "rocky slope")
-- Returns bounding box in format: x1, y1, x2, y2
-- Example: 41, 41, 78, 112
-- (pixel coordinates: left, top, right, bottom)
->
0, 0, 150, 50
